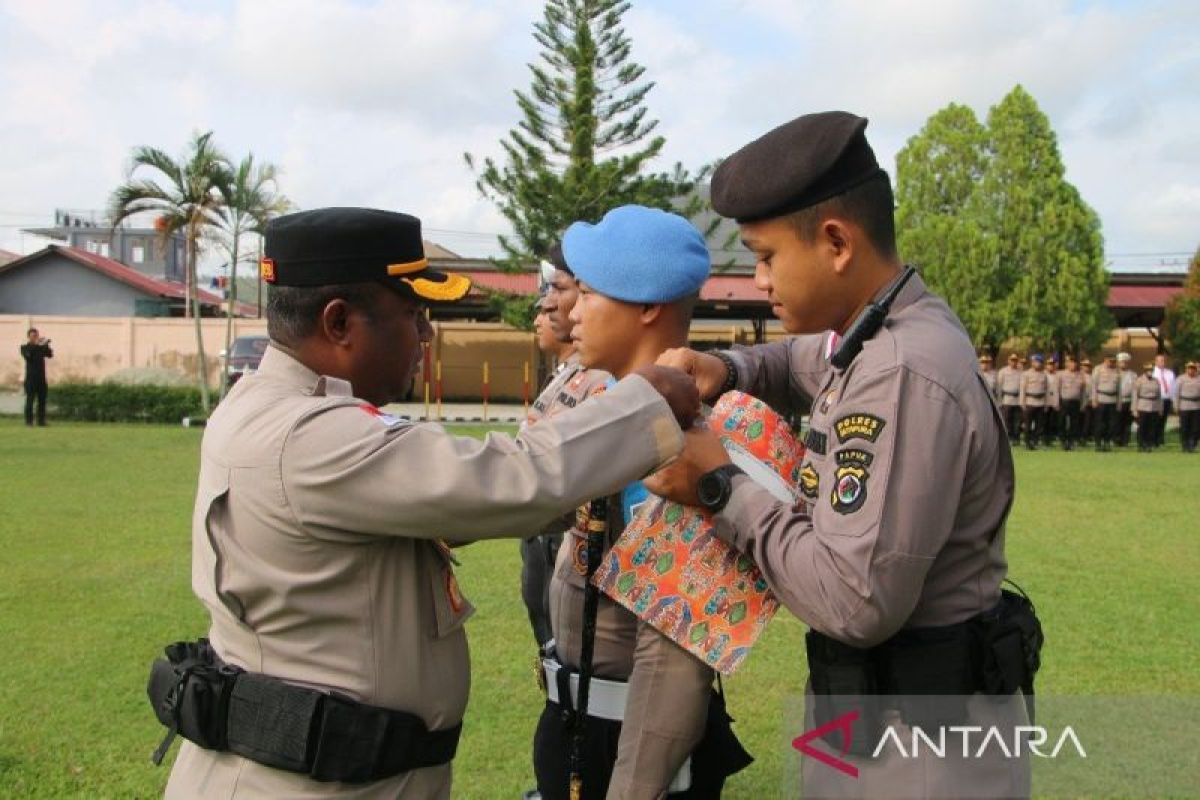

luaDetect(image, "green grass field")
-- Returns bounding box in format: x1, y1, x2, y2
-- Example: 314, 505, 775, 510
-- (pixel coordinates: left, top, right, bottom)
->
1, 419, 1197, 798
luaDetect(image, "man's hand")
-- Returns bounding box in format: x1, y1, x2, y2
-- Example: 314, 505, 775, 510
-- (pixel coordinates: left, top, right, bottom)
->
643, 427, 732, 506
632, 364, 701, 429
656, 348, 729, 402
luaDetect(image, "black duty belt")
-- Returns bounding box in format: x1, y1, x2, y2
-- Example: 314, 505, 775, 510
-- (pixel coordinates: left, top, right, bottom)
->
806, 589, 1043, 756
1024, 393, 1045, 398
147, 639, 461, 783
1002, 391, 1019, 396
1097, 390, 1117, 396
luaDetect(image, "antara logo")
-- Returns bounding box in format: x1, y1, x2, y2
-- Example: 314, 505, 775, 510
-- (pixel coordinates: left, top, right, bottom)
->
793, 710, 1087, 777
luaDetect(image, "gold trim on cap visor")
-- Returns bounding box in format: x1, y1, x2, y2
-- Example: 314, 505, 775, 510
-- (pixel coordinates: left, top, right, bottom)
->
386, 257, 430, 276
403, 273, 472, 302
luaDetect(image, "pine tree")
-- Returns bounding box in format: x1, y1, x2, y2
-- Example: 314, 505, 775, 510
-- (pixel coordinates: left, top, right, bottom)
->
977, 86, 1110, 354
1162, 247, 1200, 363
465, 0, 706, 324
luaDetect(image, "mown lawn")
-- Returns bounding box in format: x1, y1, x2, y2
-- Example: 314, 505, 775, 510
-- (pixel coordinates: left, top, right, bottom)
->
0, 419, 1197, 798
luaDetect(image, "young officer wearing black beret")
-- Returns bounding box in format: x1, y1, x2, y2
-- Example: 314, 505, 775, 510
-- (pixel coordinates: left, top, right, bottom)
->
648, 112, 1041, 799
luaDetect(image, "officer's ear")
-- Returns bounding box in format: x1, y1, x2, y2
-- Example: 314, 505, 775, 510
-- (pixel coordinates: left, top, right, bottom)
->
818, 218, 854, 275
318, 299, 355, 347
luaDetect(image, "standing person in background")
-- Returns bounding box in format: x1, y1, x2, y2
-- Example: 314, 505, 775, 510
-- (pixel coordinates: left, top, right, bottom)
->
1092, 354, 1121, 451
520, 247, 611, 652
1020, 354, 1048, 450
1152, 354, 1176, 447
1175, 361, 1200, 453
20, 327, 53, 427
979, 354, 999, 403
1043, 356, 1061, 448
998, 353, 1023, 443
1135, 362, 1163, 452
1058, 356, 1086, 451
1116, 352, 1136, 447
1080, 359, 1095, 441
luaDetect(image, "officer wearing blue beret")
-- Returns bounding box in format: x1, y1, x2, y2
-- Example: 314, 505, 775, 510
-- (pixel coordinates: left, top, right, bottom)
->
533, 206, 752, 800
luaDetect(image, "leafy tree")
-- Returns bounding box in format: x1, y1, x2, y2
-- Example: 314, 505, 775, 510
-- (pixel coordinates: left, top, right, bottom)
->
210, 155, 291, 399
895, 104, 1005, 350
896, 87, 1110, 355
110, 131, 229, 413
1162, 247, 1200, 363
465, 0, 708, 327
978, 86, 1109, 355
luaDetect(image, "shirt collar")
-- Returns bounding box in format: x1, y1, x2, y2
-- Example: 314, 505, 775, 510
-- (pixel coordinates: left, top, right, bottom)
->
258, 344, 355, 397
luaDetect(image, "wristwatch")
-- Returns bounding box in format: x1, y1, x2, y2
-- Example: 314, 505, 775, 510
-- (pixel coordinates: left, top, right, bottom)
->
697, 464, 745, 514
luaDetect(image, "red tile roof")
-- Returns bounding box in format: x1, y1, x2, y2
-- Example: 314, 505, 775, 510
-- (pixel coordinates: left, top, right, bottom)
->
1107, 284, 1184, 308
0, 244, 257, 316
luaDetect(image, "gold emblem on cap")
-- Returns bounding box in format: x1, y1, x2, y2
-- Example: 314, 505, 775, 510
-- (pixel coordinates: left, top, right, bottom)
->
403, 273, 472, 301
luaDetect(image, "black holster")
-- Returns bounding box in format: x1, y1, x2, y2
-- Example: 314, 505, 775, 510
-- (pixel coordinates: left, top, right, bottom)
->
147, 639, 242, 763
807, 588, 1044, 757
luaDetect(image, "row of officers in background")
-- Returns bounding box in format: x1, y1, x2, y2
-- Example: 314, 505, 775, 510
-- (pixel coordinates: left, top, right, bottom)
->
980, 352, 1200, 453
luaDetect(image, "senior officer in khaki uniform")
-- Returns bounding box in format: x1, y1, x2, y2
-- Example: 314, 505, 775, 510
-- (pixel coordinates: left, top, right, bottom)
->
521, 248, 611, 650
160, 208, 701, 800
651, 112, 1041, 799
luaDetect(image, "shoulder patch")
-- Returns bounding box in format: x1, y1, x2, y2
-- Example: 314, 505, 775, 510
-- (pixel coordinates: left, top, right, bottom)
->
834, 413, 886, 444
830, 448, 871, 514
358, 403, 405, 427
798, 462, 820, 500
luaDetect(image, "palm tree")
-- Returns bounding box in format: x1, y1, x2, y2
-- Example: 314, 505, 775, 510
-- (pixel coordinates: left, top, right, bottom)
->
211, 154, 292, 398
109, 131, 229, 413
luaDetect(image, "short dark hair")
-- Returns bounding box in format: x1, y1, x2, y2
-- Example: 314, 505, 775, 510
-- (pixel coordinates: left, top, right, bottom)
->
27, 327, 38, 336
785, 175, 896, 257
267, 283, 382, 346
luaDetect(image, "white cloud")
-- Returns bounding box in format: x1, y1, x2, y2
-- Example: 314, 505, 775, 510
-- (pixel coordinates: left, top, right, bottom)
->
0, 0, 1195, 261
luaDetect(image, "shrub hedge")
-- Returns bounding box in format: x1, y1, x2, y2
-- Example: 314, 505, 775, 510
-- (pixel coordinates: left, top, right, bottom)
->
51, 382, 206, 423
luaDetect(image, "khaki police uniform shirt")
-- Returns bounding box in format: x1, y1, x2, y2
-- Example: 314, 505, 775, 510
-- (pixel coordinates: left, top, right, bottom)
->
1091, 366, 1120, 405
1020, 370, 1048, 408
1119, 369, 1137, 407
1045, 371, 1061, 409
1135, 375, 1163, 414
997, 365, 1022, 407
1059, 370, 1086, 402
980, 368, 999, 403
1176, 374, 1200, 412
523, 352, 612, 538
166, 346, 683, 800
717, 273, 1012, 647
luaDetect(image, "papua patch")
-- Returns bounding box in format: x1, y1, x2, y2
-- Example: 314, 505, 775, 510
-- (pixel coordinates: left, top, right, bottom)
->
799, 462, 820, 500
834, 413, 886, 444
830, 457, 870, 515
834, 448, 875, 468
804, 428, 828, 455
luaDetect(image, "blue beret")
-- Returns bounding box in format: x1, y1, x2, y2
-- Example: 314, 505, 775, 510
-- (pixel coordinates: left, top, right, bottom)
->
562, 205, 710, 303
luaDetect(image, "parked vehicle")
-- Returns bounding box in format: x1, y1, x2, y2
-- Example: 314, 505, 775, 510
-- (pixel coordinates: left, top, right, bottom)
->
222, 335, 270, 387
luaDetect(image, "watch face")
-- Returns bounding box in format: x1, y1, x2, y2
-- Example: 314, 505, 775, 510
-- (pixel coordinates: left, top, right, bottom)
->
698, 471, 725, 509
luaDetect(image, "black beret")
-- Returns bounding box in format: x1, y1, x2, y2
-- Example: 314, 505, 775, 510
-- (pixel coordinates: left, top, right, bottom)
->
262, 207, 470, 303
711, 111, 887, 223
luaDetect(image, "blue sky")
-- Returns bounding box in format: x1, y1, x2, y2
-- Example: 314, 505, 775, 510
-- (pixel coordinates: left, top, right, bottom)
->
1, 0, 1196, 271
